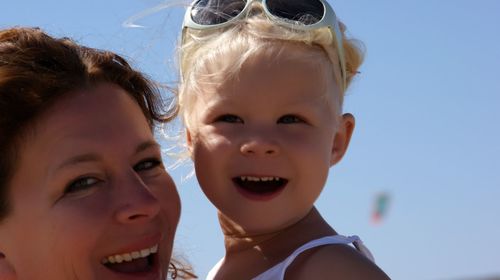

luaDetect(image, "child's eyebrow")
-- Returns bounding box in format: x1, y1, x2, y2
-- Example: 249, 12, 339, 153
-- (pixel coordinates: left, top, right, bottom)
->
202, 96, 238, 110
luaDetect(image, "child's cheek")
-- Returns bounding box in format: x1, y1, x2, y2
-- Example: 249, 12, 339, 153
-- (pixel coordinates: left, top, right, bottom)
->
193, 128, 233, 155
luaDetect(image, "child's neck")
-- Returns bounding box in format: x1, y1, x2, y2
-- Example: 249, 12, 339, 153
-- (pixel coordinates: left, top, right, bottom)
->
219, 207, 337, 258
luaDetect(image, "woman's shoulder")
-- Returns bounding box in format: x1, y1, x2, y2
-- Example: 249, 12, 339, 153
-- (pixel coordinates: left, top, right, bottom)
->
285, 243, 390, 280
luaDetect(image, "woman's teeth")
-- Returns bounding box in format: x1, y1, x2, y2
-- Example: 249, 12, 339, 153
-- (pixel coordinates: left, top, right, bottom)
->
240, 176, 282, 182
101, 244, 158, 264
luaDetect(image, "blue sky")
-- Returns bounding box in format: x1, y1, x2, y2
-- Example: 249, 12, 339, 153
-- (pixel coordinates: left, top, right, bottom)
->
2, 1, 499, 279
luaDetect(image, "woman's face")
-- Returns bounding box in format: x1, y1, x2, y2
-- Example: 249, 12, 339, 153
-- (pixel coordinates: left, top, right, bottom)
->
0, 83, 180, 280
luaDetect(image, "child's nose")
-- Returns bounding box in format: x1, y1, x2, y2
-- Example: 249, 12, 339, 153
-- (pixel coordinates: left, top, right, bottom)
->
240, 137, 280, 157
114, 173, 161, 224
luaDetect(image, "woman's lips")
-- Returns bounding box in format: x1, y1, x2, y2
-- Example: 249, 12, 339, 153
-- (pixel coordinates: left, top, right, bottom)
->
102, 245, 161, 279
101, 233, 163, 276
102, 243, 157, 265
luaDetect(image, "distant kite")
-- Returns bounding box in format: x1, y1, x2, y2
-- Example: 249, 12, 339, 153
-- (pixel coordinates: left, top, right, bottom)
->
372, 192, 390, 224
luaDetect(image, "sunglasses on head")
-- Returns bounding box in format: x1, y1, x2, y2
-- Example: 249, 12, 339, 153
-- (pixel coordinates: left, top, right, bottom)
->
182, 0, 347, 90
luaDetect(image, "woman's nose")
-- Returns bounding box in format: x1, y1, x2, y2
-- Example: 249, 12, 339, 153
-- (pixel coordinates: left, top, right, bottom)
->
114, 173, 161, 224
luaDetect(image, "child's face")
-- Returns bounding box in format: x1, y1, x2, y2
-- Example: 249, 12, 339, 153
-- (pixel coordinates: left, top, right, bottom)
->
186, 45, 353, 233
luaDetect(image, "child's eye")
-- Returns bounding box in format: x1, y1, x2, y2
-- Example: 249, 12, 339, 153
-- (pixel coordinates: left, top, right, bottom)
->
64, 177, 100, 195
215, 114, 243, 123
278, 115, 303, 124
134, 158, 163, 172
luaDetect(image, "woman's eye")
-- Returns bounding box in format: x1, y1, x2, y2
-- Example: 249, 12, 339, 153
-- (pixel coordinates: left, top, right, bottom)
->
134, 158, 163, 172
278, 115, 303, 124
215, 114, 243, 123
64, 177, 100, 195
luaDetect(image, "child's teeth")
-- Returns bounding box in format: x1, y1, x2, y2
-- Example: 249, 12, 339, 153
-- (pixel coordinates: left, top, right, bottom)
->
240, 176, 281, 182
151, 244, 158, 254
115, 255, 124, 263
140, 249, 150, 257
123, 253, 132, 262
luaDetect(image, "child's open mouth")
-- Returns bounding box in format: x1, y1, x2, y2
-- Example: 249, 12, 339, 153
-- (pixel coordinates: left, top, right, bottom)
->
233, 176, 288, 200
101, 244, 159, 275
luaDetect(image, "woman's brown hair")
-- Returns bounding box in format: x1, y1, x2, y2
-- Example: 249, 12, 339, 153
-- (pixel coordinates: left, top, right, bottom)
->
0, 27, 178, 220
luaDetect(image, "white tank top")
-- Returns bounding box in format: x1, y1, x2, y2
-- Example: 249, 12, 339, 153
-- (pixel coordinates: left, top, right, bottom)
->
206, 235, 375, 280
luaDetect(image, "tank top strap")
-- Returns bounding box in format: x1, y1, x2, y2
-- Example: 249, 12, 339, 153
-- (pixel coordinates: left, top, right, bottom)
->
210, 235, 375, 280
206, 258, 224, 280
252, 235, 375, 280
277, 235, 373, 279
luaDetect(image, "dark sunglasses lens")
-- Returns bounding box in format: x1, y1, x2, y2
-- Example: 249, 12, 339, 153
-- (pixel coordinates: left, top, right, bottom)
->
266, 0, 324, 24
191, 0, 247, 25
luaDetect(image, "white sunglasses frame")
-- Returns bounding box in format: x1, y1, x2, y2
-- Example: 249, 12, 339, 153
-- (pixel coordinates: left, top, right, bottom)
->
182, 0, 347, 90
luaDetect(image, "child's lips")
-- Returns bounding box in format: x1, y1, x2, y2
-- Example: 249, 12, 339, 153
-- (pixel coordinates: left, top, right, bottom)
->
232, 175, 288, 200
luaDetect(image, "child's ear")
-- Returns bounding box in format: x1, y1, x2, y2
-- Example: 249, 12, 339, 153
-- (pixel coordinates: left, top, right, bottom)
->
330, 113, 355, 166
0, 252, 16, 280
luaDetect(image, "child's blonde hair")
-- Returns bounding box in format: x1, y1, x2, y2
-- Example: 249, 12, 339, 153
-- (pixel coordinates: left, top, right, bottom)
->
178, 3, 364, 128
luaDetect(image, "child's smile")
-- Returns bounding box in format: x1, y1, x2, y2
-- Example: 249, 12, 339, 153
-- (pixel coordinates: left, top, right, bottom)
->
232, 175, 288, 201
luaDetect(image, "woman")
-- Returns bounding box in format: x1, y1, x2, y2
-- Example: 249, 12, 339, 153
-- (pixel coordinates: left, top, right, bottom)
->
0, 27, 193, 279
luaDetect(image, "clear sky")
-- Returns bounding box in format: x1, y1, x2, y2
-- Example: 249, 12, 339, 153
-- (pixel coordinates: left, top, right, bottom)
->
2, 1, 499, 279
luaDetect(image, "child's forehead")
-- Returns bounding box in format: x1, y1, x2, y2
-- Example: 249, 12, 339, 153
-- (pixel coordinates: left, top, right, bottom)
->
192, 51, 339, 110
199, 43, 337, 90
243, 46, 326, 73
183, 40, 343, 116
240, 41, 330, 68
198, 41, 334, 83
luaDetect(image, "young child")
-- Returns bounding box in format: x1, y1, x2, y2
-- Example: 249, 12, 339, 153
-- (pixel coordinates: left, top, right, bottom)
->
177, 0, 390, 279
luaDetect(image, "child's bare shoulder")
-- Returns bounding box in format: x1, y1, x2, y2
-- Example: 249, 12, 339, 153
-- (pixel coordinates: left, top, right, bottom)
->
286, 244, 390, 280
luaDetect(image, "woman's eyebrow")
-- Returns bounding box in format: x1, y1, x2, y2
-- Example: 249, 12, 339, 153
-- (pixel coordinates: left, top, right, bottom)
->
55, 141, 160, 171
135, 140, 160, 154
56, 154, 101, 171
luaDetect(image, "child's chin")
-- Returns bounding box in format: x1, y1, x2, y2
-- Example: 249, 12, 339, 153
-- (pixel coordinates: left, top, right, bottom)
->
234, 213, 301, 235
